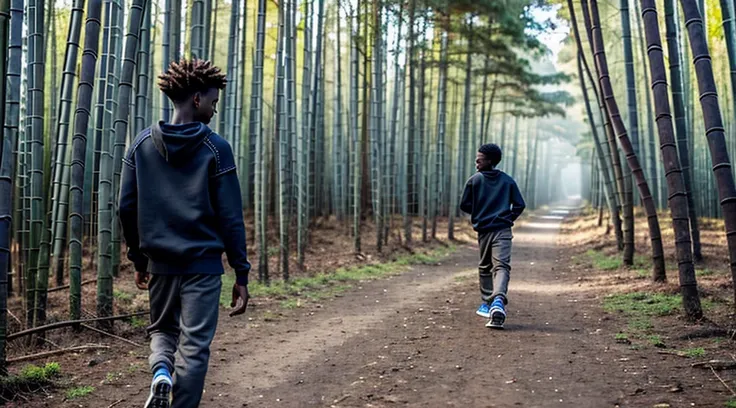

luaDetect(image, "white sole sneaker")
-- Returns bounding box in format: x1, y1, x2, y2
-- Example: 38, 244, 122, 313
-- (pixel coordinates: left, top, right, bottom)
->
486, 308, 506, 329
144, 376, 172, 408
476, 309, 491, 318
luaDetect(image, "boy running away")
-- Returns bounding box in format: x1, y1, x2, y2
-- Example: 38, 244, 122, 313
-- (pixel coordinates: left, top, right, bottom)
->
460, 143, 525, 329
119, 59, 251, 408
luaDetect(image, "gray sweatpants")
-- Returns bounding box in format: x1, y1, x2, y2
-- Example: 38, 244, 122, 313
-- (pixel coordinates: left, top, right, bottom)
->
147, 274, 222, 408
478, 228, 513, 304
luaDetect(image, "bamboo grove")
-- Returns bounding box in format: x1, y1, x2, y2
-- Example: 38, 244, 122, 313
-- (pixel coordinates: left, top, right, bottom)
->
0, 0, 572, 371
566, 0, 736, 321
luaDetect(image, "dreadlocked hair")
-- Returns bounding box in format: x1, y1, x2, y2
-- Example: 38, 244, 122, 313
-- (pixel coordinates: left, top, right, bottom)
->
158, 58, 227, 103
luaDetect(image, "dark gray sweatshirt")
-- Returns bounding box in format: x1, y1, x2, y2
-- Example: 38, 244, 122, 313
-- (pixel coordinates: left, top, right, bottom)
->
460, 169, 526, 233
118, 121, 251, 285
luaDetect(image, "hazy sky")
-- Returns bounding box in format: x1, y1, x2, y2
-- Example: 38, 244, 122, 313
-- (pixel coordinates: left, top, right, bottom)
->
530, 4, 570, 63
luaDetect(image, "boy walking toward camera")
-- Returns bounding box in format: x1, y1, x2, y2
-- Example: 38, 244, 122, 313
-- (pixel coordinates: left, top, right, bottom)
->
460, 143, 526, 329
119, 59, 251, 408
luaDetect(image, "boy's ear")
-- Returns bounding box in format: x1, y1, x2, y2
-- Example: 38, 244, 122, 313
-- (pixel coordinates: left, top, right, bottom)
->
193, 92, 201, 109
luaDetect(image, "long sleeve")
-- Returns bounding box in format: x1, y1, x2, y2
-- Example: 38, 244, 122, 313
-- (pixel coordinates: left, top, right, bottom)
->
460, 178, 474, 215
509, 180, 526, 221
118, 156, 148, 273
210, 147, 251, 286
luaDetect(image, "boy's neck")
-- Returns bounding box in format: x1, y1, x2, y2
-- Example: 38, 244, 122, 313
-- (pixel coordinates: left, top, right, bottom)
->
170, 108, 195, 125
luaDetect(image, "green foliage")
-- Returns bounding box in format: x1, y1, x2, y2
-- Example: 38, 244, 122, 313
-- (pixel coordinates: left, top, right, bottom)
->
19, 362, 60, 382
0, 363, 61, 393
614, 332, 628, 340
220, 245, 457, 307
113, 289, 133, 302
130, 316, 148, 329
682, 347, 705, 358
627, 318, 653, 331
725, 400, 736, 408
647, 335, 665, 347
696, 268, 718, 277
66, 385, 94, 399
603, 292, 682, 317
584, 249, 622, 270
633, 269, 649, 279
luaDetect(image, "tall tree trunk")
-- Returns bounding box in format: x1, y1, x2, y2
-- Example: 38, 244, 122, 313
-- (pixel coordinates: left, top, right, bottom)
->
333, 1, 344, 222
190, 0, 204, 58
633, 0, 659, 209
419, 16, 428, 243
51, 0, 85, 289
104, 0, 146, 328
586, 0, 667, 280
0, 0, 13, 372
664, 0, 701, 261
350, 1, 361, 253
134, 0, 151, 138
6, 0, 22, 297
69, 0, 102, 321
620, 0, 637, 266
405, 0, 416, 246
27, 0, 45, 327
250, 0, 268, 283
276, 0, 288, 280
160, 0, 172, 122
680, 0, 736, 305
308, 0, 325, 230
370, 0, 383, 252
298, 0, 312, 264
576, 52, 617, 233
640, 0, 702, 319
569, 0, 624, 249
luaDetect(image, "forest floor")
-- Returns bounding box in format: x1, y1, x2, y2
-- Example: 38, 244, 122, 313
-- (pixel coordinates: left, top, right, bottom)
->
6, 200, 736, 407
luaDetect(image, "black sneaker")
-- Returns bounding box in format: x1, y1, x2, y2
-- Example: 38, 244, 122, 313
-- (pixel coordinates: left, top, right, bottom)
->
144, 369, 172, 408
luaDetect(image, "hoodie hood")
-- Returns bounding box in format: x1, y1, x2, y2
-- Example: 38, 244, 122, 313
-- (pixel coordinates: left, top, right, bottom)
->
480, 169, 501, 179
151, 121, 212, 165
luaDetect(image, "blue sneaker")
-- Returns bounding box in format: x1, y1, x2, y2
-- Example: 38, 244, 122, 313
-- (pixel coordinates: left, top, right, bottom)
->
486, 298, 506, 329
476, 303, 491, 318
144, 367, 172, 408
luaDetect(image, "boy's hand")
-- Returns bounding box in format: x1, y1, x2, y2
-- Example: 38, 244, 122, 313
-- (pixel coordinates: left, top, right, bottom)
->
135, 271, 149, 290
229, 283, 249, 317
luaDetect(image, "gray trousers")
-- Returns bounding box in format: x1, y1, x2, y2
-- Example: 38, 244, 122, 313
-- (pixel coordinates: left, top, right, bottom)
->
147, 274, 222, 408
478, 228, 513, 304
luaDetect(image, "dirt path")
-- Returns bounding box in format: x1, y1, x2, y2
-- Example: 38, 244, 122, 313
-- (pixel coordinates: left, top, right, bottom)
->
69, 205, 714, 407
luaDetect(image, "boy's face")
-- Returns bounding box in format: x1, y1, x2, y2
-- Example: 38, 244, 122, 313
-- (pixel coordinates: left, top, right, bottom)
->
476, 152, 494, 172
192, 88, 220, 125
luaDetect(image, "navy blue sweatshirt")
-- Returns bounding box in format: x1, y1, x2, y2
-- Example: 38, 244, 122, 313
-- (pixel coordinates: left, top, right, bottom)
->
460, 169, 526, 233
118, 121, 251, 285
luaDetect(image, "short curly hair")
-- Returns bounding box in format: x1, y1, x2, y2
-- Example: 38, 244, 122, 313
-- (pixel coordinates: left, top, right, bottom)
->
158, 58, 227, 103
479, 143, 502, 166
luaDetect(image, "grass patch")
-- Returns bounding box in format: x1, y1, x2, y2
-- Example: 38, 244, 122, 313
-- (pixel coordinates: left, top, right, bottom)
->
581, 250, 651, 272
633, 269, 649, 279
603, 292, 681, 317
633, 254, 651, 269
627, 318, 653, 332
726, 400, 736, 408
647, 335, 665, 348
113, 290, 133, 302
220, 245, 456, 307
129, 316, 148, 329
280, 299, 301, 309
682, 347, 706, 358
66, 385, 94, 399
0, 362, 61, 400
696, 268, 717, 277
19, 362, 60, 382
615, 333, 628, 340
584, 249, 621, 270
